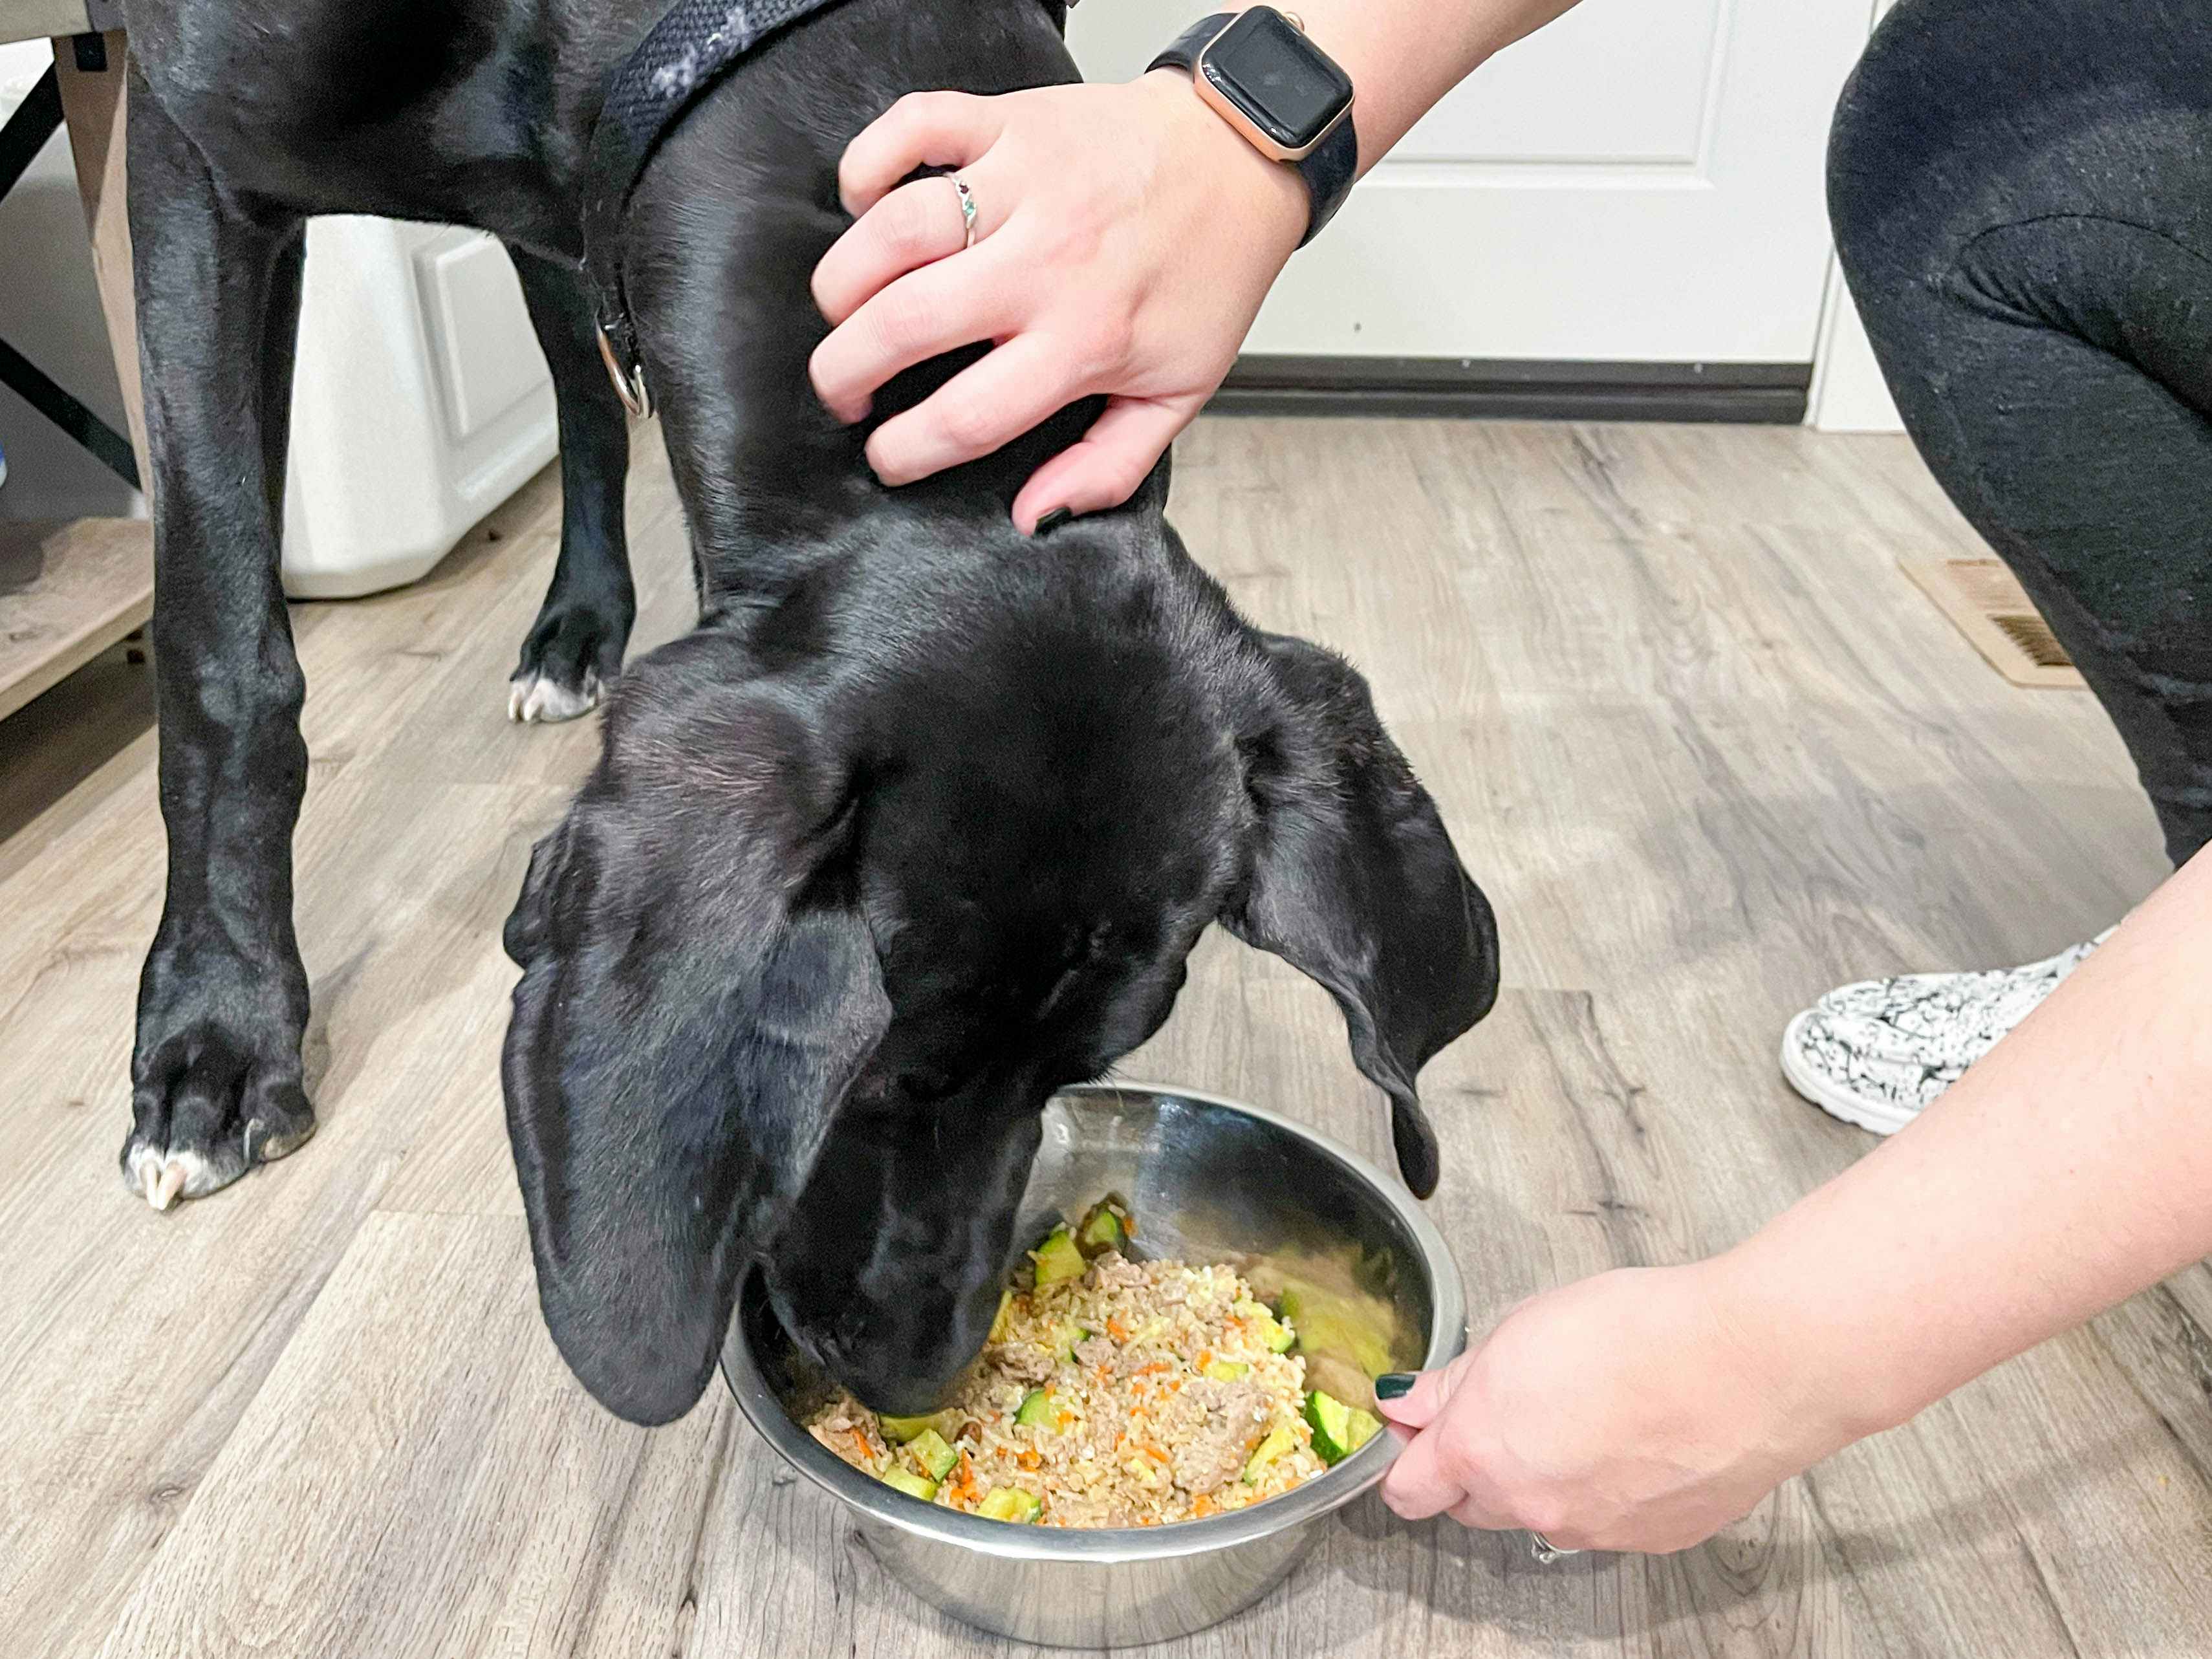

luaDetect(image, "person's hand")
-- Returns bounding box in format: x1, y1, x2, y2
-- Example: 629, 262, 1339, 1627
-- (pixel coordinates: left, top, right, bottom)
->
810, 72, 1309, 532
1377, 1264, 1857, 1553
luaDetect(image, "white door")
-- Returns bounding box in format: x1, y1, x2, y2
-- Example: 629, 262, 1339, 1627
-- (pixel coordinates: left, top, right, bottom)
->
1069, 0, 1872, 364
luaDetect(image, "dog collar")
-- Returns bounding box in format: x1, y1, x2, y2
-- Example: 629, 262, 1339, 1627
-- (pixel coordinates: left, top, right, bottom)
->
581, 0, 1072, 420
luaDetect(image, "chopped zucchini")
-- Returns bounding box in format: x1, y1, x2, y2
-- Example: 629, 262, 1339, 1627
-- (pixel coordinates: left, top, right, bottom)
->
906, 1428, 960, 1480
878, 1409, 962, 1445
1076, 1197, 1131, 1257
1346, 1406, 1383, 1457
1242, 1423, 1299, 1486
976, 1488, 1043, 1523
1030, 1226, 1087, 1288
1303, 1390, 1384, 1465
988, 1287, 1015, 1343
880, 1467, 939, 1502
1053, 1320, 1092, 1361
1277, 1282, 1393, 1376
1235, 1297, 1298, 1354
1014, 1389, 1056, 1429
1202, 1359, 1250, 1383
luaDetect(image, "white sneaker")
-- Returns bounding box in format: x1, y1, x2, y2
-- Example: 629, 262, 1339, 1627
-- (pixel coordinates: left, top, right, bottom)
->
1779, 932, 2110, 1134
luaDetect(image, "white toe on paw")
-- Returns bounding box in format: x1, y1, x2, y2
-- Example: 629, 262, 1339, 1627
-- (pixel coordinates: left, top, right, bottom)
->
506, 670, 601, 725
124, 1144, 215, 1211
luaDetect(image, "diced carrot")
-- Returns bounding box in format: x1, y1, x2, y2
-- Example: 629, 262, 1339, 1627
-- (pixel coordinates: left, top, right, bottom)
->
1196, 1351, 1213, 1371
1106, 1317, 1130, 1341
1018, 1449, 1041, 1470
1193, 1493, 1218, 1519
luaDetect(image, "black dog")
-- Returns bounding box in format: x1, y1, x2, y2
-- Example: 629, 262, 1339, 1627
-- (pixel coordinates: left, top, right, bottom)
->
120, 0, 1499, 1424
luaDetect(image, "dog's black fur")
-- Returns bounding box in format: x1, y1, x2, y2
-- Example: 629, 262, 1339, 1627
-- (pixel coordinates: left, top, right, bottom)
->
122, 0, 1499, 1424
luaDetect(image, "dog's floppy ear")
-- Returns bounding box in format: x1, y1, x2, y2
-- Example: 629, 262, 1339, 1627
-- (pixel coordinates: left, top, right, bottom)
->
1226, 632, 1499, 1197
502, 663, 887, 1424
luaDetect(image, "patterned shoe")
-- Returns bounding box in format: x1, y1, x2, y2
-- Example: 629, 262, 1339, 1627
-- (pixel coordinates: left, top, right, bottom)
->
1779, 931, 2111, 1134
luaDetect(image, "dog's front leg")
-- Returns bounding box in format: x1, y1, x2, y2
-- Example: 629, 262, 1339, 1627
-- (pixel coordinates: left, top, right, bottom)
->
120, 76, 314, 1210
504, 246, 636, 725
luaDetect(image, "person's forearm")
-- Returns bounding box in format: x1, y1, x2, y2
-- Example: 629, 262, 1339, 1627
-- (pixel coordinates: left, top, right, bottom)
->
1715, 848, 2212, 1448
1257, 0, 1584, 171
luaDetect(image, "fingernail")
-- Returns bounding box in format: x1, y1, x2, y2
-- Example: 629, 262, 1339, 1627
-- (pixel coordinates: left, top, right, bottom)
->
1033, 508, 1073, 536
1374, 1372, 1417, 1400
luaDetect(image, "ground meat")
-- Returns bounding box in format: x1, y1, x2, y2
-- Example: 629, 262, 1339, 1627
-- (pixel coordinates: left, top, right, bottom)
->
1087, 1252, 1148, 1290
1071, 1335, 1118, 1369
997, 1345, 1056, 1385
1163, 1378, 1271, 1495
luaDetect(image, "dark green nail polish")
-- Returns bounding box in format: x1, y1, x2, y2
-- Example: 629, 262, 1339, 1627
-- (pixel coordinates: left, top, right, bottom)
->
1034, 508, 1073, 535
1374, 1372, 1416, 1400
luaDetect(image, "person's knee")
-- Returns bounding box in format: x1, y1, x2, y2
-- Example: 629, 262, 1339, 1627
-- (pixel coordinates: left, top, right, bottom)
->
1825, 1, 1972, 295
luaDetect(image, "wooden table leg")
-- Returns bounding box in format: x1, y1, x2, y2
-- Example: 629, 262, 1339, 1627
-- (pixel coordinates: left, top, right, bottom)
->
50, 28, 147, 499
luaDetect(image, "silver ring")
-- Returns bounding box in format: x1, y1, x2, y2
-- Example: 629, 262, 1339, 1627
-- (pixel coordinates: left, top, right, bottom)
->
953, 175, 978, 250
1529, 1532, 1583, 1563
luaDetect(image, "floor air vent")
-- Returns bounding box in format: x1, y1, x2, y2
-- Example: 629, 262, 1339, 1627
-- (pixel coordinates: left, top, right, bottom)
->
1898, 558, 2086, 689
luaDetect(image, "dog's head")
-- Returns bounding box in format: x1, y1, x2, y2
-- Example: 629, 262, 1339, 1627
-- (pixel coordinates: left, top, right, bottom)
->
502, 535, 1497, 1423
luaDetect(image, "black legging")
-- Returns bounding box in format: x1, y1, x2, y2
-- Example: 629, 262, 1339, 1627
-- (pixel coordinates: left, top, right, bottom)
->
1828, 0, 2212, 866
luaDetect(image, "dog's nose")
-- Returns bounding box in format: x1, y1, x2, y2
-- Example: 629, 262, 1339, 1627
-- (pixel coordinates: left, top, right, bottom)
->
812, 1330, 965, 1417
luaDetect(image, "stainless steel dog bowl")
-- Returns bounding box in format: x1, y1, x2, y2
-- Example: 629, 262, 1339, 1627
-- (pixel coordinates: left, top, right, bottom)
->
721, 1082, 1467, 1649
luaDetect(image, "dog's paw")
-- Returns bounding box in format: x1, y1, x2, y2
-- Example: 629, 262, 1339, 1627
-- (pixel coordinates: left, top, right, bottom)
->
121, 1033, 315, 1211
507, 667, 602, 724
124, 948, 315, 1210
509, 591, 627, 727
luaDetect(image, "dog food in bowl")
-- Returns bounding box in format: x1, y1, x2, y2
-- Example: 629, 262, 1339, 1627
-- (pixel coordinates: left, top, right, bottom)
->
801, 1198, 1384, 1528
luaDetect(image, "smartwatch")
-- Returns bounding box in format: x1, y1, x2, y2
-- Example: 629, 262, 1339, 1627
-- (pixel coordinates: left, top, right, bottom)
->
1147, 8, 1358, 246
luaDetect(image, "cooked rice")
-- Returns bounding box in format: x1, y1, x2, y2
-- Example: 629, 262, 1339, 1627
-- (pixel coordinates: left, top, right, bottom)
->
804, 1249, 1328, 1528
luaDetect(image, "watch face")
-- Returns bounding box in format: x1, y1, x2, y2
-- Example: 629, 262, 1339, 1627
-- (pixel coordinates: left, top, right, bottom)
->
1202, 10, 1353, 152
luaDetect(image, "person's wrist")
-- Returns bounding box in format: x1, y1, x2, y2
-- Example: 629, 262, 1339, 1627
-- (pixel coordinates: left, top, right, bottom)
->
1695, 1244, 1915, 1458
1135, 67, 1307, 260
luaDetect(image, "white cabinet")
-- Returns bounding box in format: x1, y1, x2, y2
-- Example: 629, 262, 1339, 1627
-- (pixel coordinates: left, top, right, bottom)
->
281, 220, 557, 598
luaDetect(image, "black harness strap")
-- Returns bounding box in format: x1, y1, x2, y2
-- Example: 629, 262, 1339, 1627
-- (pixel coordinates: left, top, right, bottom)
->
581, 0, 1072, 420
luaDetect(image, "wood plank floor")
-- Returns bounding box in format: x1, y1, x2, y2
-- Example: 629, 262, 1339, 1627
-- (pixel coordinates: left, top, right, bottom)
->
1, 417, 2202, 1659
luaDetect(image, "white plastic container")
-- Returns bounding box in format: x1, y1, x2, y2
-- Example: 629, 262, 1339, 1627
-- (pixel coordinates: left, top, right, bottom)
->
280, 217, 558, 598
4, 43, 551, 581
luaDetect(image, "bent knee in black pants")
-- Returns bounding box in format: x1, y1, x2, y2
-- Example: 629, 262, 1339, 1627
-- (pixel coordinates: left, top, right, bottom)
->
1828, 0, 2212, 865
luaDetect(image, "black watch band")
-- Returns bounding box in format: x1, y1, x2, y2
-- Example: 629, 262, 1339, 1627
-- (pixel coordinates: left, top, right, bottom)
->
1147, 12, 1358, 248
